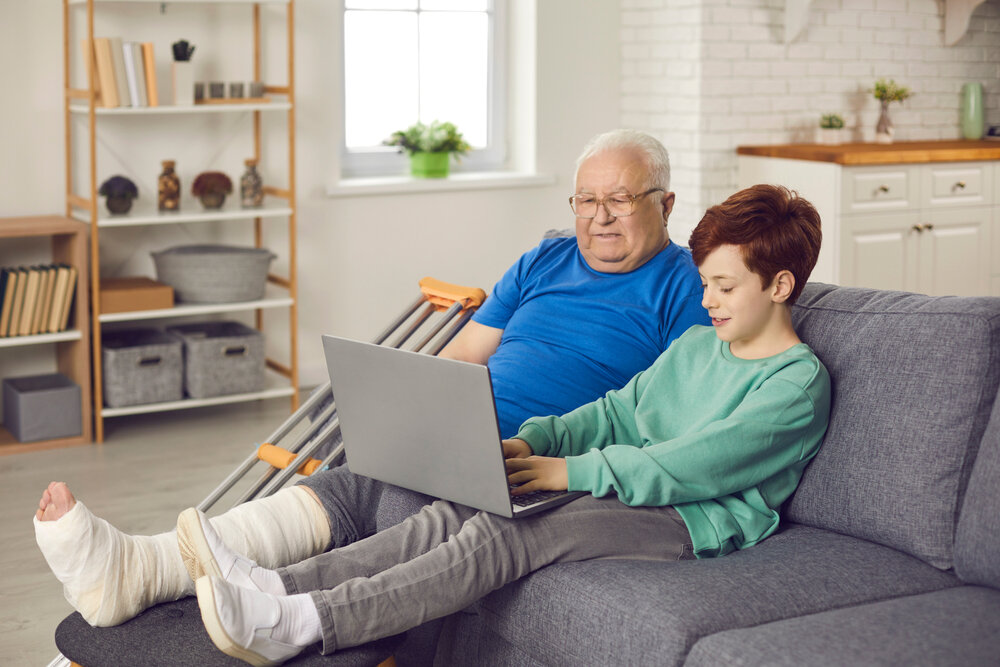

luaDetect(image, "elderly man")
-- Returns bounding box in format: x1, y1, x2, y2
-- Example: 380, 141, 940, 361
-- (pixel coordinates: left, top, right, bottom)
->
34, 130, 709, 646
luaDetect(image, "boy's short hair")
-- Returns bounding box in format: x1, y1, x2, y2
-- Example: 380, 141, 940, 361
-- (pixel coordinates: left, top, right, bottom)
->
689, 184, 822, 304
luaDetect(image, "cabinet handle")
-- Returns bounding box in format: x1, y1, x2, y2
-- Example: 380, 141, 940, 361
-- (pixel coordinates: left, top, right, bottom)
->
954, 181, 966, 190
877, 185, 890, 193
910, 224, 935, 233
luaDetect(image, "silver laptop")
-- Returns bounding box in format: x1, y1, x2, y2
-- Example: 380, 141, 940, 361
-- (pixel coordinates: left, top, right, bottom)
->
322, 335, 586, 518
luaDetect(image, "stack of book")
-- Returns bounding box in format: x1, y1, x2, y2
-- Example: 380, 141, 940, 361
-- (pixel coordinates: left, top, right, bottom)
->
85, 37, 159, 108
0, 265, 79, 337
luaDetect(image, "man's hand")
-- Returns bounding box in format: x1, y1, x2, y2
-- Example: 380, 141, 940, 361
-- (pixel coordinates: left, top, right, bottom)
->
505, 456, 568, 495
502, 438, 533, 459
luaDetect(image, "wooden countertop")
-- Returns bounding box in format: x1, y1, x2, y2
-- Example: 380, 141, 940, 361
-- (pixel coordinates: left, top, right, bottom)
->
736, 140, 1000, 165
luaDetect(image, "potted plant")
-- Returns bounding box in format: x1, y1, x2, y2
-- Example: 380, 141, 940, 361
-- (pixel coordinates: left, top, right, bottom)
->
817, 113, 845, 145
871, 78, 912, 144
191, 171, 233, 209
98, 175, 139, 215
383, 121, 471, 178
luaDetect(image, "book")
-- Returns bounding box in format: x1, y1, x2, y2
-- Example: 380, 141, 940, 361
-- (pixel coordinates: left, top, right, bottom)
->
92, 38, 120, 108
141, 42, 158, 106
109, 37, 132, 108
59, 266, 79, 332
122, 41, 148, 107
31, 265, 54, 335
47, 265, 71, 334
82, 39, 103, 107
39, 264, 60, 334
18, 267, 42, 337
8, 267, 29, 337
0, 268, 14, 337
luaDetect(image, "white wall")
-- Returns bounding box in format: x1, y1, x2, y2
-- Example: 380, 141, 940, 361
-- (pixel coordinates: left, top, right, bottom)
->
620, 0, 1000, 242
0, 0, 621, 389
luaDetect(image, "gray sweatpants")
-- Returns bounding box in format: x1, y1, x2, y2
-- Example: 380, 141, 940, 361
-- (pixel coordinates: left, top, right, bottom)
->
277, 495, 693, 654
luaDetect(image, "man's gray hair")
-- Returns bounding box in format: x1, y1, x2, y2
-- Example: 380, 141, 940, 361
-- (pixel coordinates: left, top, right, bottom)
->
575, 129, 671, 191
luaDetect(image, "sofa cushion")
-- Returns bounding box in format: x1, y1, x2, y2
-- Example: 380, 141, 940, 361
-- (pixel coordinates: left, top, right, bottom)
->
954, 390, 1000, 587
788, 284, 1000, 569
462, 525, 957, 666
685, 585, 1000, 667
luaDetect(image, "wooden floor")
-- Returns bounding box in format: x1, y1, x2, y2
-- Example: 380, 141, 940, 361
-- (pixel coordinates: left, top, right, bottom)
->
0, 398, 303, 665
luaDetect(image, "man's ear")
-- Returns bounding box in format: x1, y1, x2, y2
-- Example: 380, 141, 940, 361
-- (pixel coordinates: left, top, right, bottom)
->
771, 270, 795, 304
660, 192, 676, 222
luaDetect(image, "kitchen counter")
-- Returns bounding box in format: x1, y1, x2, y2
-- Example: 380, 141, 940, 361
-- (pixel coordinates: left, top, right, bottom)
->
736, 140, 1000, 166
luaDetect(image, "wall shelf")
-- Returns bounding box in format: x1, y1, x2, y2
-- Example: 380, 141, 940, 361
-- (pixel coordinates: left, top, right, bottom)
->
65, 0, 299, 442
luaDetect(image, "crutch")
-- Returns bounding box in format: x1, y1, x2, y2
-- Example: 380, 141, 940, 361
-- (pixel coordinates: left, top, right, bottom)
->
197, 277, 487, 513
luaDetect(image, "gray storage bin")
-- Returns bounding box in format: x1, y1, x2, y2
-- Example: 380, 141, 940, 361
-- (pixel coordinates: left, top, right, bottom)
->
102, 328, 183, 408
152, 245, 276, 303
167, 321, 265, 398
2, 373, 82, 442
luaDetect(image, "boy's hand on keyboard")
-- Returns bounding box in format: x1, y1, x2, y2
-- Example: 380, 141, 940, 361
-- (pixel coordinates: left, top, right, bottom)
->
505, 456, 568, 495
502, 438, 533, 459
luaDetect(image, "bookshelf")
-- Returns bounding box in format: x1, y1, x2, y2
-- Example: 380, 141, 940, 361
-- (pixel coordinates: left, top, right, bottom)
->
0, 216, 92, 454
64, 0, 299, 442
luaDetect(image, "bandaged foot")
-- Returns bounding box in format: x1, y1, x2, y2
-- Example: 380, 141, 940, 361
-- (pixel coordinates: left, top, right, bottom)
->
34, 483, 329, 628
34, 483, 193, 627
197, 575, 321, 666
177, 508, 285, 595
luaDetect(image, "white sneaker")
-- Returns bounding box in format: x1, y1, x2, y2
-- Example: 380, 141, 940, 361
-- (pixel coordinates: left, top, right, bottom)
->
196, 575, 304, 667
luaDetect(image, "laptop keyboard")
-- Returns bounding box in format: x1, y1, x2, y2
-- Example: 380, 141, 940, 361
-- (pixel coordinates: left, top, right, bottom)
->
509, 487, 567, 507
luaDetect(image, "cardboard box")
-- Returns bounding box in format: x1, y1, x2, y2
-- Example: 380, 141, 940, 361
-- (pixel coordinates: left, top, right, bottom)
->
100, 276, 174, 314
2, 373, 82, 442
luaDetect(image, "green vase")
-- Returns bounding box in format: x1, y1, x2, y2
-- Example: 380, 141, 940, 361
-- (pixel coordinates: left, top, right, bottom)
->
961, 82, 984, 140
410, 151, 450, 178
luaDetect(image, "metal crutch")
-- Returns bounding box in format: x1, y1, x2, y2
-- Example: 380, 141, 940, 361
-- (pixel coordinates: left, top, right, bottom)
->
197, 277, 487, 513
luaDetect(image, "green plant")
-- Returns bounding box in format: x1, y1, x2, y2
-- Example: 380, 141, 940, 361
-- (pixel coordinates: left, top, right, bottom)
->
99, 175, 138, 200
383, 121, 471, 158
871, 79, 912, 104
191, 171, 233, 197
820, 113, 845, 129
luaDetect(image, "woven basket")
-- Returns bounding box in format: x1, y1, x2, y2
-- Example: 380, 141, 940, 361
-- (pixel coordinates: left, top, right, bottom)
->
152, 245, 276, 303
102, 328, 183, 408
167, 321, 265, 398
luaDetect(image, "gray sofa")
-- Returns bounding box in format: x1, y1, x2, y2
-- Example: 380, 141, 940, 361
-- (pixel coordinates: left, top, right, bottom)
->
433, 282, 1000, 666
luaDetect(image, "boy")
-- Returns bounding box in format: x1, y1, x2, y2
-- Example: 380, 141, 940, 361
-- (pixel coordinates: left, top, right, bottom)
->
187, 183, 831, 665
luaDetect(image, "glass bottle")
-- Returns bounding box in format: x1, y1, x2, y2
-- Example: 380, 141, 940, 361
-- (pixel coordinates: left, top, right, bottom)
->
240, 158, 264, 208
961, 82, 984, 140
158, 160, 180, 212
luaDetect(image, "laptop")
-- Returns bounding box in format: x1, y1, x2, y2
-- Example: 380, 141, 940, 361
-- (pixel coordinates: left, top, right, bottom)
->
322, 335, 586, 518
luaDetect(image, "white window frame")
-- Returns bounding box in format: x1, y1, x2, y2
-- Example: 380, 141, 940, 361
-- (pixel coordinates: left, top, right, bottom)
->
340, 1, 507, 178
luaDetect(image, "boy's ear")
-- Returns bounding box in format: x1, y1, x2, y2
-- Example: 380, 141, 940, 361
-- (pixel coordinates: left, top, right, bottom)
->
771, 270, 795, 304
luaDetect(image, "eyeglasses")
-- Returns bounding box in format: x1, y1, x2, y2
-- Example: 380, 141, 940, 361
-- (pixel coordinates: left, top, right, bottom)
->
568, 188, 664, 219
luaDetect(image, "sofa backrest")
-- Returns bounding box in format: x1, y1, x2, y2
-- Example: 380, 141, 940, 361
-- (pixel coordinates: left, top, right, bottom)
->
954, 389, 1000, 588
787, 284, 1000, 570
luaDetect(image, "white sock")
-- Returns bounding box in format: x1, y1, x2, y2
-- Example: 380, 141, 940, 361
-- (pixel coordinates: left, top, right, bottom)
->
207, 486, 331, 570
275, 592, 324, 647
34, 501, 192, 627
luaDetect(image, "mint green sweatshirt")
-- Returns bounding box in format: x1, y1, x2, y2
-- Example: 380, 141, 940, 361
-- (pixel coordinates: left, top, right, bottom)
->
515, 325, 831, 558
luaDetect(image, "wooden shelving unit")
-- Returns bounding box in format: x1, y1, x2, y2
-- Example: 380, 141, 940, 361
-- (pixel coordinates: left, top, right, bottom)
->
64, 0, 299, 442
0, 215, 92, 455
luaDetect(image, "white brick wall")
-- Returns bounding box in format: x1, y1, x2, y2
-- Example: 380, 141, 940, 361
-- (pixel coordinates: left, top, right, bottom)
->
621, 0, 1000, 242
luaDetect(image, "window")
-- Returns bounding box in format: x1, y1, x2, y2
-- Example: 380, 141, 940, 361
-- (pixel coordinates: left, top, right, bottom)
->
341, 0, 506, 177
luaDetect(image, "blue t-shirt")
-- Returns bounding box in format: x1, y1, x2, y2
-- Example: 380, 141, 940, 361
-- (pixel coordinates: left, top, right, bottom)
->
473, 237, 710, 437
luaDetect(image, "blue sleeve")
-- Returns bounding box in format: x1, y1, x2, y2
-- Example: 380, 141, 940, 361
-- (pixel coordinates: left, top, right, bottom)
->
664, 291, 711, 349
472, 242, 544, 330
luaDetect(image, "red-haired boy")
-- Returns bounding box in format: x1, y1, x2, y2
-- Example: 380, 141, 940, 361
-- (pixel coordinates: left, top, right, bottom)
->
189, 184, 832, 665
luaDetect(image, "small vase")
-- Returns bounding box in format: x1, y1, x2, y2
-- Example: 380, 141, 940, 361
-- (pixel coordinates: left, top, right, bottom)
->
240, 159, 264, 208
961, 82, 984, 140
105, 195, 133, 215
172, 61, 194, 106
199, 191, 227, 209
817, 128, 843, 145
158, 160, 180, 212
410, 151, 450, 178
875, 100, 894, 144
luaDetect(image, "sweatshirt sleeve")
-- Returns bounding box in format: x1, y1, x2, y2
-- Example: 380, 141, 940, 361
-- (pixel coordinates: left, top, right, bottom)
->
565, 375, 824, 507
515, 362, 653, 459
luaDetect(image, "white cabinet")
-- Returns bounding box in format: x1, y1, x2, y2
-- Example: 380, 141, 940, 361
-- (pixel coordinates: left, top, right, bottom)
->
738, 151, 997, 297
